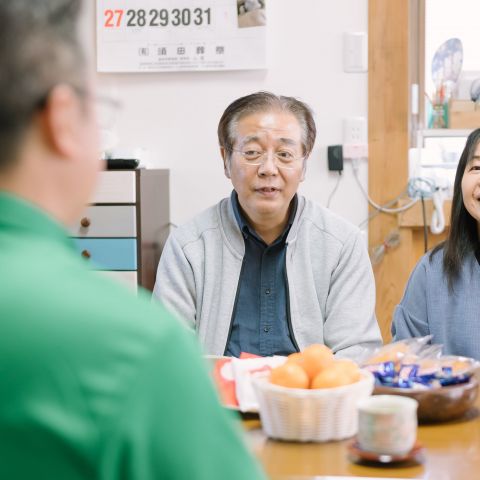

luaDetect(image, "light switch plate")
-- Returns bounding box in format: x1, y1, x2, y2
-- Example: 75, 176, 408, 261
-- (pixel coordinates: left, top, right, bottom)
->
343, 32, 368, 73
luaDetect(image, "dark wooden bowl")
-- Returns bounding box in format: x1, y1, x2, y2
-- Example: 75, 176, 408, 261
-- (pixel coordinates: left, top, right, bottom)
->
374, 378, 479, 423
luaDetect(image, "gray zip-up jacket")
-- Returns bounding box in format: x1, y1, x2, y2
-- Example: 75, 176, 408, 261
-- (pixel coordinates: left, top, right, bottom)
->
153, 195, 382, 359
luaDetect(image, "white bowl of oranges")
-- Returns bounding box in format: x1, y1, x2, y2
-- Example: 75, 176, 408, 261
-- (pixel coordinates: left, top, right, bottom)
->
252, 345, 374, 442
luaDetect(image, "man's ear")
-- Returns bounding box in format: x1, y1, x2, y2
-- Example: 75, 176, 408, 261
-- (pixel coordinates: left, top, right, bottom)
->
40, 84, 83, 159
220, 147, 231, 178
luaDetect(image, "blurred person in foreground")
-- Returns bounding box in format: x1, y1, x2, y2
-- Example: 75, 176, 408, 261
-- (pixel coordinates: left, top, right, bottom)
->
0, 1, 265, 479
393, 129, 480, 360
153, 92, 382, 359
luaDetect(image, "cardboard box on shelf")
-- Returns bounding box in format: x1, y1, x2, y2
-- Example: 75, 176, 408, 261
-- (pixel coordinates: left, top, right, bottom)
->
449, 100, 480, 129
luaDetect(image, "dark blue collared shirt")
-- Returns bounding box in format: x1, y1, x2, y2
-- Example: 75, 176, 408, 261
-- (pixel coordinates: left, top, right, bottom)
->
225, 191, 298, 357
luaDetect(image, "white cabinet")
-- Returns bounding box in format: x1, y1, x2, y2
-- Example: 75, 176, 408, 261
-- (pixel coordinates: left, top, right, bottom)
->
70, 169, 169, 291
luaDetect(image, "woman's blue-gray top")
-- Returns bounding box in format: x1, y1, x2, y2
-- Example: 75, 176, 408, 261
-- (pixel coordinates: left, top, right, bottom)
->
392, 249, 480, 360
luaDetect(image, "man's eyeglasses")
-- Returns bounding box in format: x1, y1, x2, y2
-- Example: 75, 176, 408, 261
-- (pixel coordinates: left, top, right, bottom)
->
72, 87, 122, 131
93, 93, 122, 131
35, 86, 122, 131
230, 149, 304, 170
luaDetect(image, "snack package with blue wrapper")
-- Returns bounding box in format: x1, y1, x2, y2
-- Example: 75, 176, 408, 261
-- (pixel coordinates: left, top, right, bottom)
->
361, 337, 479, 390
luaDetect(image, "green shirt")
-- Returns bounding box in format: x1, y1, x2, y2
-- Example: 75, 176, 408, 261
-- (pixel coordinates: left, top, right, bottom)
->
0, 193, 265, 480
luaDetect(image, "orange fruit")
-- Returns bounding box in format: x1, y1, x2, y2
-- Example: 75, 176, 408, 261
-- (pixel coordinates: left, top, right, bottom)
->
270, 362, 309, 389
286, 352, 305, 369
334, 358, 361, 383
311, 362, 356, 389
301, 344, 334, 380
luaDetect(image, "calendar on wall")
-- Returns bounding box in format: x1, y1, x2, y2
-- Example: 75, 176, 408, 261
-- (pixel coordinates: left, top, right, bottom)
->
96, 0, 267, 72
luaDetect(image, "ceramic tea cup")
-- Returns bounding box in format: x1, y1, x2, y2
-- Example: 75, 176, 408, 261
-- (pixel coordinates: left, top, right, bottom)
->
357, 394, 418, 455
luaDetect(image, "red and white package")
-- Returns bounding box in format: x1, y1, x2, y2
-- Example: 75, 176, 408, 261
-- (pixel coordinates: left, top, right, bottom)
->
212, 353, 286, 412
231, 356, 286, 412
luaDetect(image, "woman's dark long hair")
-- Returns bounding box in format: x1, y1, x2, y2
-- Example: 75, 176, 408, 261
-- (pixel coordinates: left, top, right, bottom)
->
430, 128, 480, 291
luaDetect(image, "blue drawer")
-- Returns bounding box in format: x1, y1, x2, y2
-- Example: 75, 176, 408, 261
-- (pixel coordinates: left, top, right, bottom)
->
73, 239, 137, 271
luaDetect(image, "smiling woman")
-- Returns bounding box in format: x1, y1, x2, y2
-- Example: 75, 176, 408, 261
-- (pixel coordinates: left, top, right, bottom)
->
461, 139, 480, 236
393, 128, 480, 360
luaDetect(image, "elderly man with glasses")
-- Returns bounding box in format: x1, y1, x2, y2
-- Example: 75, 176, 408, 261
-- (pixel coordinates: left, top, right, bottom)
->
154, 92, 382, 359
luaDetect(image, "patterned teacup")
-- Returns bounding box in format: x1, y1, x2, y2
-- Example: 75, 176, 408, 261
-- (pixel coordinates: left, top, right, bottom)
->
357, 395, 418, 455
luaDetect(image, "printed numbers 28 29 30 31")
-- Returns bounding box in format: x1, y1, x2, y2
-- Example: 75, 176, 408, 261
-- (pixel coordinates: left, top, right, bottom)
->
103, 8, 211, 28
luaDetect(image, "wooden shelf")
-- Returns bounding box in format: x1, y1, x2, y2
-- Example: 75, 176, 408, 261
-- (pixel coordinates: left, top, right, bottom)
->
421, 129, 472, 138
397, 198, 451, 228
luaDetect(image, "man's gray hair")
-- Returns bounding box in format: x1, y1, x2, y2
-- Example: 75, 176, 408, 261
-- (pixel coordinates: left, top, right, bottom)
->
0, 0, 85, 169
217, 91, 316, 160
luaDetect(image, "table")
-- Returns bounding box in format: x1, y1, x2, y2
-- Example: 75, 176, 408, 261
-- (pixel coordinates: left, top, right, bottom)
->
242, 397, 480, 479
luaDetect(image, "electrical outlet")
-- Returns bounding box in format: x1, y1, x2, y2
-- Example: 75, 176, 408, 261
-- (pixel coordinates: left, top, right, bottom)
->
343, 144, 368, 159
343, 117, 367, 145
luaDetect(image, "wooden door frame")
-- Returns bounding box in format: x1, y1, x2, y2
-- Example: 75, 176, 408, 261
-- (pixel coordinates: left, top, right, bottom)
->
368, 0, 425, 341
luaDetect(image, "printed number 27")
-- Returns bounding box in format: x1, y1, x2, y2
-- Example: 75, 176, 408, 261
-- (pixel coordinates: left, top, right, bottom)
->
104, 9, 124, 27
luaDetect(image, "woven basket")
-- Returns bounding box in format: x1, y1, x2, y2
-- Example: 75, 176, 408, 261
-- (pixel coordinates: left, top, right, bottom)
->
252, 369, 374, 442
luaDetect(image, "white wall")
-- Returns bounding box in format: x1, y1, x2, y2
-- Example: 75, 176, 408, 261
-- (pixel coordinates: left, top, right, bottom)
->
83, 1, 369, 229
